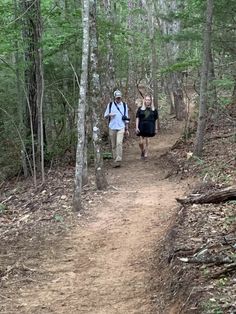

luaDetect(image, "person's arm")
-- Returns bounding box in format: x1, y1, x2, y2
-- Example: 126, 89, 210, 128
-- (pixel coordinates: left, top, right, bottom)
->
136, 108, 140, 133
104, 103, 110, 119
155, 109, 160, 131
124, 104, 129, 135
155, 120, 158, 133
104, 102, 116, 119
136, 117, 140, 133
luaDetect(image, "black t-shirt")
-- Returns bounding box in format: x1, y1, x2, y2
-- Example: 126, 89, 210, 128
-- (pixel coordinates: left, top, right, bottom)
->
136, 107, 158, 137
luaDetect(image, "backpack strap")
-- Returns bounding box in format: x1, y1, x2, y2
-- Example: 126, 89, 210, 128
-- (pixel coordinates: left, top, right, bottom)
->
109, 102, 112, 114
108, 101, 127, 124
108, 102, 112, 123
123, 102, 126, 116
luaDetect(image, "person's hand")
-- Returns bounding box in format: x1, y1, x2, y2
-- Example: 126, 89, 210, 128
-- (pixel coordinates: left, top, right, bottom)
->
109, 112, 116, 118
136, 128, 140, 134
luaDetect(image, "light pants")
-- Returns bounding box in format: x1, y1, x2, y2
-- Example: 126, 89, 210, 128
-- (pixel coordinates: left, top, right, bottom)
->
109, 128, 125, 162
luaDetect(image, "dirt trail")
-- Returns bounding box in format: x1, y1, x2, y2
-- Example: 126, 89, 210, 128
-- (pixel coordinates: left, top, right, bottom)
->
4, 124, 186, 314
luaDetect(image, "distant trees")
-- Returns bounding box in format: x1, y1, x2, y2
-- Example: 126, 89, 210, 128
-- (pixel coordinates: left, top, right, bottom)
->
0, 0, 235, 194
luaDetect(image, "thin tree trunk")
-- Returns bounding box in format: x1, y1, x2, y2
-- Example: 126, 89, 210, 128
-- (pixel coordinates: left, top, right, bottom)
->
157, 0, 185, 120
34, 0, 45, 183
14, 0, 28, 177
89, 0, 108, 190
99, 0, 115, 99
208, 48, 218, 125
74, 0, 90, 210
127, 0, 136, 100
232, 77, 236, 105
231, 64, 236, 106
194, 0, 213, 157
142, 0, 160, 127
82, 133, 88, 185
21, 0, 45, 185
173, 72, 185, 121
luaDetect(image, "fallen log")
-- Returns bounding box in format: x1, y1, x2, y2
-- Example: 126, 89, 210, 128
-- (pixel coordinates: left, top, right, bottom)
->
176, 186, 236, 205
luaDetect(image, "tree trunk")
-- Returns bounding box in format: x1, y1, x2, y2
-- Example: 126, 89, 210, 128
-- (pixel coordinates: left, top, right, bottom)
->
231, 63, 236, 106
34, 0, 45, 183
208, 48, 218, 125
89, 0, 108, 190
14, 0, 28, 177
142, 0, 160, 127
74, 0, 90, 210
21, 0, 44, 184
232, 77, 236, 105
173, 72, 185, 121
99, 0, 115, 100
157, 0, 185, 120
194, 0, 213, 157
127, 0, 136, 101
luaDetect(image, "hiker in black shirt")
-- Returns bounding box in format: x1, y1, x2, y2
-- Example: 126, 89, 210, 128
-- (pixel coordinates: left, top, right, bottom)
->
135, 95, 158, 160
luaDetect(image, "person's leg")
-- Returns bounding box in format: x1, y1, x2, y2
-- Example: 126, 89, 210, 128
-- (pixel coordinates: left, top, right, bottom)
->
109, 128, 117, 160
144, 138, 149, 158
115, 128, 125, 162
139, 137, 145, 158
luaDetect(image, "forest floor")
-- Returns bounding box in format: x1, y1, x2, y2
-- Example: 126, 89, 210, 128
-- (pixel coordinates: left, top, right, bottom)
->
0, 120, 190, 314
1, 116, 236, 313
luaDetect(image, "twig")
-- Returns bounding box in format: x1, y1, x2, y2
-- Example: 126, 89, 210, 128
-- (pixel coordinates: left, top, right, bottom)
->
178, 287, 195, 314
210, 263, 236, 279
22, 264, 38, 272
1, 195, 14, 204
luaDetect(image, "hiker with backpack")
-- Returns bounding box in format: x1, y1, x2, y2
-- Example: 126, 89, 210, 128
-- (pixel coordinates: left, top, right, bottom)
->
104, 90, 130, 167
136, 95, 158, 160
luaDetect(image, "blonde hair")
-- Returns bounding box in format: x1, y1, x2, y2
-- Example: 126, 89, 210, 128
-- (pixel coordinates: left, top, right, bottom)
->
141, 95, 155, 111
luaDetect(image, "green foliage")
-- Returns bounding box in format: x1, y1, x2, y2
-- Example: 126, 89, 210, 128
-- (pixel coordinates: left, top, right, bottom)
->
161, 58, 201, 74
203, 298, 223, 314
217, 277, 228, 287
0, 203, 7, 214
213, 79, 234, 89
0, 0, 235, 180
53, 213, 64, 223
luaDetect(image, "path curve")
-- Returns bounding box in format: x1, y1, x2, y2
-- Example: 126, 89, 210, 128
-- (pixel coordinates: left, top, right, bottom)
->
6, 124, 186, 314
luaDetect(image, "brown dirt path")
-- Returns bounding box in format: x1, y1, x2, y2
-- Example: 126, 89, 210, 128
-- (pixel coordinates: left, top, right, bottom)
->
2, 124, 187, 314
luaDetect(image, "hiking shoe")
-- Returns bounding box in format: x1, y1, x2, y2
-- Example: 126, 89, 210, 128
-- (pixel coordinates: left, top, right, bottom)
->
141, 150, 145, 159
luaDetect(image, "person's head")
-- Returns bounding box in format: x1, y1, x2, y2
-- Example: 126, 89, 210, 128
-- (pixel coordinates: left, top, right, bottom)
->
142, 95, 154, 110
144, 95, 152, 107
114, 90, 122, 103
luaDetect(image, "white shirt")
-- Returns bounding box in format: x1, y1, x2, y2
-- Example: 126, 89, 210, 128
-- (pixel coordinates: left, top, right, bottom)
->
104, 101, 129, 130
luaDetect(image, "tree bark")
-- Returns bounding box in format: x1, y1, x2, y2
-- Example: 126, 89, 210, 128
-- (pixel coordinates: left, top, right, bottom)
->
194, 0, 213, 156
74, 0, 90, 210
35, 0, 45, 183
89, 0, 108, 190
231, 64, 236, 107
157, 0, 185, 120
142, 0, 160, 127
21, 0, 44, 183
